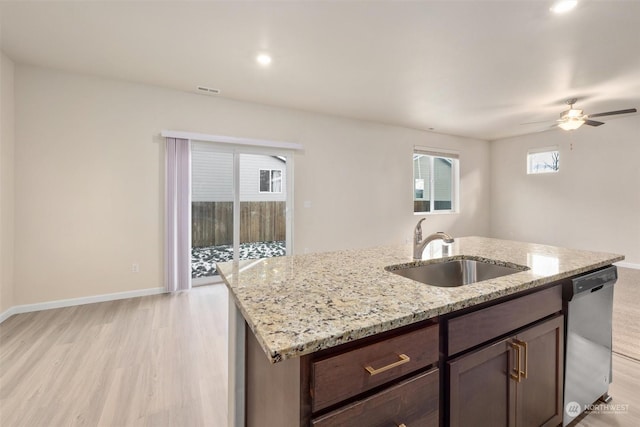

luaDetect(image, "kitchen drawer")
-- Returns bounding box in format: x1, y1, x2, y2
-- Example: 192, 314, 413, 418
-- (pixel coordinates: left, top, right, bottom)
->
311, 323, 438, 412
312, 368, 439, 427
447, 284, 562, 355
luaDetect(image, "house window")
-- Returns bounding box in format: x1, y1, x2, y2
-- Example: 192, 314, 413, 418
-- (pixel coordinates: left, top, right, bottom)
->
259, 169, 283, 193
413, 148, 459, 214
527, 147, 559, 174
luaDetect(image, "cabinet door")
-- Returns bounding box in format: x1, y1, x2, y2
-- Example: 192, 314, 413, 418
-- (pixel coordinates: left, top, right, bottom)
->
515, 315, 564, 427
449, 338, 517, 427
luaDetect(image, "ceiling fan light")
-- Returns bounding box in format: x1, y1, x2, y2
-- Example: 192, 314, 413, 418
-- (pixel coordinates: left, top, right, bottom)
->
565, 108, 583, 118
558, 119, 585, 131
550, 0, 578, 14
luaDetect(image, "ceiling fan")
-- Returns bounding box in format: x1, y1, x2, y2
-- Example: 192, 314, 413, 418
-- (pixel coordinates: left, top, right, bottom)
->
524, 98, 637, 131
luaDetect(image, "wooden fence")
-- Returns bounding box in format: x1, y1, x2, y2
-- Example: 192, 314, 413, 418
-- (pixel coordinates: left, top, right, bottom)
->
192, 201, 286, 247
414, 200, 453, 213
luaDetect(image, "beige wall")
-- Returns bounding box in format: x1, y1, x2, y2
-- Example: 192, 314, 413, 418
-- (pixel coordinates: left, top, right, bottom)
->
13, 65, 491, 305
0, 52, 16, 313
490, 120, 640, 265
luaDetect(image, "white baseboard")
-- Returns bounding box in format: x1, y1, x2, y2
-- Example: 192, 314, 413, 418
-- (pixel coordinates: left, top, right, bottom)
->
0, 287, 166, 324
0, 306, 18, 324
615, 261, 640, 270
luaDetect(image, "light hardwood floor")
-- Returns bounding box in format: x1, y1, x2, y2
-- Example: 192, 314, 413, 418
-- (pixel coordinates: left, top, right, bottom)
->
1, 285, 229, 426
1, 268, 638, 426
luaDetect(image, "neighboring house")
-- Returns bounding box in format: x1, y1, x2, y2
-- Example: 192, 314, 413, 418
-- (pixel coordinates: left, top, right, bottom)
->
413, 154, 452, 209
191, 141, 287, 202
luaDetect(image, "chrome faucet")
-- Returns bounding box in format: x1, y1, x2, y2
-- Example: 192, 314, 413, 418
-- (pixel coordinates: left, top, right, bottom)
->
413, 218, 454, 259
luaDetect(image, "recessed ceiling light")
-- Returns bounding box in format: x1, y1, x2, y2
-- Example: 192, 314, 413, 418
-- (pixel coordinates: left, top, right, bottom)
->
256, 54, 272, 66
550, 0, 578, 14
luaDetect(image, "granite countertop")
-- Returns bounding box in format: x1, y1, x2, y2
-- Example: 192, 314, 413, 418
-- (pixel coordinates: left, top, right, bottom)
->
217, 236, 623, 363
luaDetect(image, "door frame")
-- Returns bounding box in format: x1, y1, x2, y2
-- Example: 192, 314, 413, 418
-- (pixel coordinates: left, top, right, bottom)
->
191, 141, 294, 286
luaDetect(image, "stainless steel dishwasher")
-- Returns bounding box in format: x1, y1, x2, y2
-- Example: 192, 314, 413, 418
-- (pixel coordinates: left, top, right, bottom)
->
563, 265, 617, 426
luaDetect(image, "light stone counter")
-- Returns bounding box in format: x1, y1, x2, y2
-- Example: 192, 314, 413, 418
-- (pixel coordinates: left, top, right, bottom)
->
218, 236, 623, 364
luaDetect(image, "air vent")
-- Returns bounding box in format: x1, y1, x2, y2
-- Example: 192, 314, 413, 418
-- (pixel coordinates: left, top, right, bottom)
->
196, 86, 221, 95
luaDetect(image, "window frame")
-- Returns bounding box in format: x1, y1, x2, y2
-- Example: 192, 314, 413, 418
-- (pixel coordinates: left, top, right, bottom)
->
413, 147, 460, 215
527, 146, 560, 175
259, 168, 284, 193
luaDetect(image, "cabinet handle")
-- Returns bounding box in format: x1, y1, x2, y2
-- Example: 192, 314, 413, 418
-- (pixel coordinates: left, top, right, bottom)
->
364, 353, 411, 376
509, 341, 521, 382
514, 339, 528, 379
398, 424, 407, 427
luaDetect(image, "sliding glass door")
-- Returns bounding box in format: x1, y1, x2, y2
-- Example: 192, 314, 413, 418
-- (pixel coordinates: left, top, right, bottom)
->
191, 145, 234, 281
191, 142, 292, 285
238, 154, 287, 263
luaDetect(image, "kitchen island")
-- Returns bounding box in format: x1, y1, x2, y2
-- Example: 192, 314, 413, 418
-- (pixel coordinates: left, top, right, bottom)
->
218, 236, 623, 426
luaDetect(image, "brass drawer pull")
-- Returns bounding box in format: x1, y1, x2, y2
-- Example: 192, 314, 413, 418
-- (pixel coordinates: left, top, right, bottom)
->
509, 341, 521, 382
398, 424, 407, 427
514, 339, 528, 379
364, 353, 411, 376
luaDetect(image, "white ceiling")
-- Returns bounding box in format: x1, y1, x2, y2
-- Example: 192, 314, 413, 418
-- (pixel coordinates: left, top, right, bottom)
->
1, 1, 639, 140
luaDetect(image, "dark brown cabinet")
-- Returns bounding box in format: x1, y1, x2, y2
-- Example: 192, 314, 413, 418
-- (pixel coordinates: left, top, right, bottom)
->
245, 320, 440, 427
448, 315, 564, 427
449, 336, 516, 427
310, 322, 440, 426
244, 282, 568, 427
515, 316, 564, 427
311, 324, 439, 412
312, 368, 439, 427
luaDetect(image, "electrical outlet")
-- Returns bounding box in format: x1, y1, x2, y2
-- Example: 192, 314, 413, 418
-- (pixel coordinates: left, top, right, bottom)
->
132, 263, 139, 273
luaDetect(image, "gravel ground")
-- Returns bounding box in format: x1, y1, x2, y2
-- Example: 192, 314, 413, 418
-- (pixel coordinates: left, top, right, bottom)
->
191, 240, 286, 278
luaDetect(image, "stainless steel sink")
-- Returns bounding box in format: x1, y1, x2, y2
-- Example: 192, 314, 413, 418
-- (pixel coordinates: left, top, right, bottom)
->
386, 258, 528, 287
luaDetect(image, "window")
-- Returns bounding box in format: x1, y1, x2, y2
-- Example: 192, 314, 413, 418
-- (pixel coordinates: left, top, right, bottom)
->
413, 147, 459, 214
527, 147, 559, 174
259, 169, 283, 193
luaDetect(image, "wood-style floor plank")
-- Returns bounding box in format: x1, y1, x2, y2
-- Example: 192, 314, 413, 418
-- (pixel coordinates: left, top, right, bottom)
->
0, 285, 228, 426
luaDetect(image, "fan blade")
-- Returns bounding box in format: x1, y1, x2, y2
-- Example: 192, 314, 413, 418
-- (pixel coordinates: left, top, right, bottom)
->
520, 120, 554, 125
584, 120, 605, 127
588, 108, 637, 118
